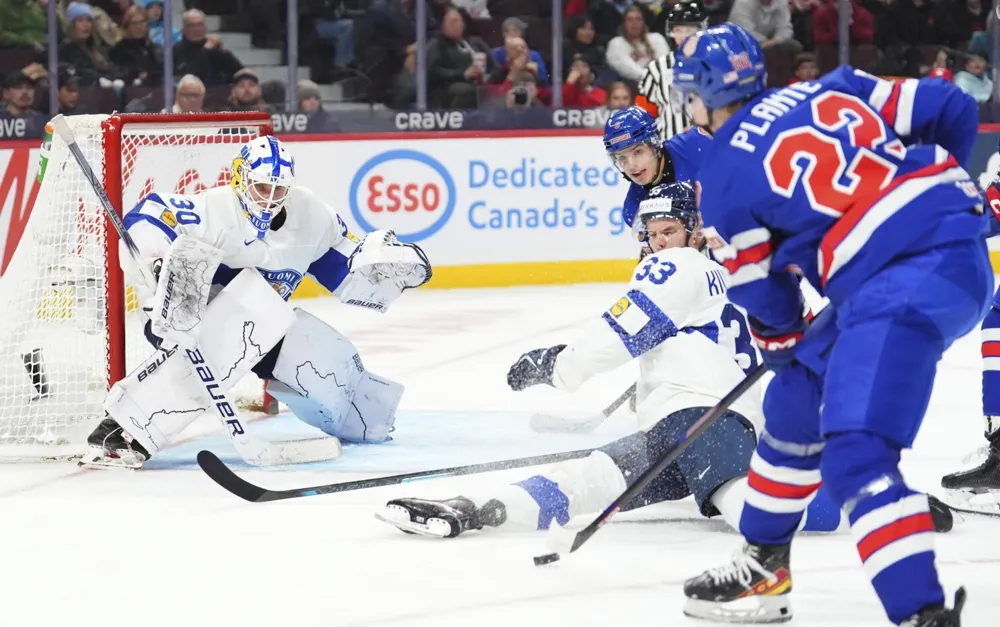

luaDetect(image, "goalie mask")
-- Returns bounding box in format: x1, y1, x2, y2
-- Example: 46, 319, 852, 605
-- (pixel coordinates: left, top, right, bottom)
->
633, 181, 700, 249
231, 136, 296, 239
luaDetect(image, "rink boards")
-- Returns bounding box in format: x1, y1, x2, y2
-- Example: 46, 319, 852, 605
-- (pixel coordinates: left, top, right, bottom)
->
3, 127, 1000, 295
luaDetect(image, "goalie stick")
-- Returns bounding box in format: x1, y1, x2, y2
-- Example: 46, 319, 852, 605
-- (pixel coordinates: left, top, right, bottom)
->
533, 306, 834, 566
529, 384, 636, 434
196, 447, 593, 502
50, 115, 340, 467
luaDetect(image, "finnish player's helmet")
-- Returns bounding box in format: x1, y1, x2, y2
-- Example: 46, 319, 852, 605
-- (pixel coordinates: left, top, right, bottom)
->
633, 181, 699, 243
667, 1, 707, 28
231, 135, 296, 239
673, 23, 767, 110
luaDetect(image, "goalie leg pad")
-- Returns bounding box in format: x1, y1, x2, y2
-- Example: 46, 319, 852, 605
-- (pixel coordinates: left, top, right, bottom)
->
268, 309, 402, 442
104, 269, 295, 454
342, 371, 403, 442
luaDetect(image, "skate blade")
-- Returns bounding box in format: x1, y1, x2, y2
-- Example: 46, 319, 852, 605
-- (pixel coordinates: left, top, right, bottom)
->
937, 489, 1000, 518
77, 447, 144, 470
374, 506, 453, 538
684, 595, 792, 624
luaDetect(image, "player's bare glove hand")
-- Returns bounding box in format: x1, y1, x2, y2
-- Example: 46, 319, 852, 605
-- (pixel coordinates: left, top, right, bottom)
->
507, 345, 567, 391
748, 316, 806, 373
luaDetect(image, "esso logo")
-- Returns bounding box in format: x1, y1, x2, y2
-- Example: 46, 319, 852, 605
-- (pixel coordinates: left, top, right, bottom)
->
367, 175, 440, 213
349, 150, 456, 243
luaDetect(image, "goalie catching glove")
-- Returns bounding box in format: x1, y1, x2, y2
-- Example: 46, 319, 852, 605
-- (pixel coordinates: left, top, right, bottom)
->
337, 229, 432, 313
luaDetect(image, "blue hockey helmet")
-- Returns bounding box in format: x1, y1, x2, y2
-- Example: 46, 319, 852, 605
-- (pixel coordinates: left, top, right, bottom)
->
673, 23, 767, 111
603, 106, 660, 155
633, 181, 699, 243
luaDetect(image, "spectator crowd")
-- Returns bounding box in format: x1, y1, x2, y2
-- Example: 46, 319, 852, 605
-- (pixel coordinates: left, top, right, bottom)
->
1, 0, 998, 122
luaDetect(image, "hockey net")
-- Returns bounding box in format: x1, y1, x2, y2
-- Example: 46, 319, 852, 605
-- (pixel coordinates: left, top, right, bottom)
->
0, 112, 274, 461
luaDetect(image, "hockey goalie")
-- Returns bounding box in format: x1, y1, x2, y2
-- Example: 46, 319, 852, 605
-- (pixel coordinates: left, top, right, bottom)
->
82, 136, 431, 469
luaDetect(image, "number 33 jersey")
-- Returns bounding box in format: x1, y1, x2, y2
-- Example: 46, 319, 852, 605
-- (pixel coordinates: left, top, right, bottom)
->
122, 186, 360, 301
698, 66, 987, 326
551, 246, 764, 433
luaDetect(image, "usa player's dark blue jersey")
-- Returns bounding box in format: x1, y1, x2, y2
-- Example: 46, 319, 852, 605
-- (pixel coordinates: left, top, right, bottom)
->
697, 66, 987, 328
623, 127, 712, 227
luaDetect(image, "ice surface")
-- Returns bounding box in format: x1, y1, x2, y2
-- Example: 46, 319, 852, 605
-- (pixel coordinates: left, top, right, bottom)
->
0, 284, 997, 627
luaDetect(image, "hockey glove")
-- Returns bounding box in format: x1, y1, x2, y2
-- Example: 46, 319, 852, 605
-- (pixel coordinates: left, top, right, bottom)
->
507, 345, 567, 391
748, 316, 806, 373
984, 183, 1000, 238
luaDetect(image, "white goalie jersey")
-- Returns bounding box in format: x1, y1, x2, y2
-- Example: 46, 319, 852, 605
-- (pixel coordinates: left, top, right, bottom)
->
123, 185, 360, 303
551, 247, 763, 433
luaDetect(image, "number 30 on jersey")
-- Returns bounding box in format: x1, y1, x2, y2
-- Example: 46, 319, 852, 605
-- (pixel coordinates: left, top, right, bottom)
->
158, 195, 201, 228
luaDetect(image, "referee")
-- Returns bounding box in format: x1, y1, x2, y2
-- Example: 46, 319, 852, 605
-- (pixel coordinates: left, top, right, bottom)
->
636, 1, 708, 141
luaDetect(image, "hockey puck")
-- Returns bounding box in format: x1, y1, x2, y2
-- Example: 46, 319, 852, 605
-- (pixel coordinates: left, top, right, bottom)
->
533, 552, 560, 566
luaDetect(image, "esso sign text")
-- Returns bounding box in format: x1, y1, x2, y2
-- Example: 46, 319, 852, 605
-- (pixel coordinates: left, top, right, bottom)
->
349, 150, 456, 243
366, 175, 441, 214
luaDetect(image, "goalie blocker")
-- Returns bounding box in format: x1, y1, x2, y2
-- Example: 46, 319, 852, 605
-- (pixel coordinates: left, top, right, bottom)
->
84, 267, 404, 469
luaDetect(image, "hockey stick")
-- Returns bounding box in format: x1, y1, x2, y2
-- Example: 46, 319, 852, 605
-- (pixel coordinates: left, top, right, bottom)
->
533, 306, 834, 566
196, 447, 593, 502
50, 115, 339, 467
532, 364, 768, 565
529, 383, 636, 434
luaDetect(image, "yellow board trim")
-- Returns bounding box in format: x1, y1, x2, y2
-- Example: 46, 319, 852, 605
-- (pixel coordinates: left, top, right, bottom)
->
289, 252, 1000, 299
291, 259, 640, 298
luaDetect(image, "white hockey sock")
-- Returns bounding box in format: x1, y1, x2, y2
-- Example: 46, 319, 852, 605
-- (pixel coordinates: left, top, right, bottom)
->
710, 477, 747, 531
470, 451, 628, 531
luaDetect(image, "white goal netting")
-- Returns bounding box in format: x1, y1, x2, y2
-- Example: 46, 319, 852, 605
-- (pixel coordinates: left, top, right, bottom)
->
0, 113, 273, 461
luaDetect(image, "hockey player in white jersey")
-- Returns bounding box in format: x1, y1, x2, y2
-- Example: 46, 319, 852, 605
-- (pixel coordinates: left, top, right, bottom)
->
82, 135, 431, 468
374, 182, 859, 537
636, 1, 707, 141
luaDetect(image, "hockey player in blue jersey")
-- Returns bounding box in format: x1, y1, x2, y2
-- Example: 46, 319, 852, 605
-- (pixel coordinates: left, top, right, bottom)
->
375, 183, 912, 539
940, 153, 1000, 514
603, 105, 711, 229
671, 23, 990, 627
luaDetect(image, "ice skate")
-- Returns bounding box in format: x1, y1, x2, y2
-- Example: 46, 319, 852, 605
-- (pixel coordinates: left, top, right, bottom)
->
939, 425, 1000, 517
78, 417, 150, 470
375, 496, 506, 538
683, 542, 793, 624
901, 588, 966, 627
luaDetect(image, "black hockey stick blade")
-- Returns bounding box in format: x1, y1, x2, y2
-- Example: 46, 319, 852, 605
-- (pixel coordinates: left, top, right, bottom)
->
197, 447, 594, 503
197, 450, 268, 501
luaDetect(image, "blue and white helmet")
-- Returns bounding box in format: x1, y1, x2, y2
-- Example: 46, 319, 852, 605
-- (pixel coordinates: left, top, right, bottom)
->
633, 181, 699, 243
673, 23, 767, 111
231, 135, 296, 238
603, 105, 662, 171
